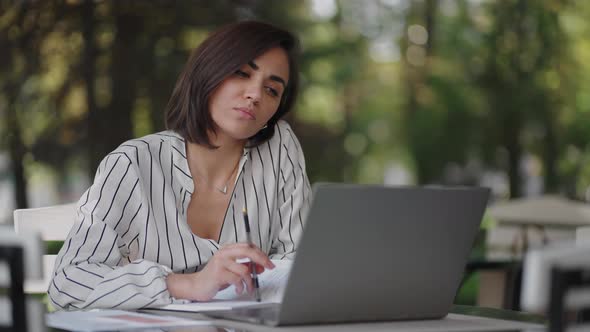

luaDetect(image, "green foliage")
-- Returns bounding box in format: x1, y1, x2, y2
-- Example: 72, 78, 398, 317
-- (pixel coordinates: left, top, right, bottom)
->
2, 0, 590, 206
455, 272, 479, 306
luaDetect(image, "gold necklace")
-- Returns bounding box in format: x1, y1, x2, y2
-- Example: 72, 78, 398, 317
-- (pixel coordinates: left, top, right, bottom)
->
194, 157, 241, 195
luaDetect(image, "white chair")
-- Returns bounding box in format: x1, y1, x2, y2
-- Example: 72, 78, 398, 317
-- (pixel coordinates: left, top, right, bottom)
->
13, 203, 77, 294
577, 226, 590, 245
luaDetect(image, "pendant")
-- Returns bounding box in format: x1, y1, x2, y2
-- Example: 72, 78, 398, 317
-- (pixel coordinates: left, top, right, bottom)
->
218, 185, 228, 194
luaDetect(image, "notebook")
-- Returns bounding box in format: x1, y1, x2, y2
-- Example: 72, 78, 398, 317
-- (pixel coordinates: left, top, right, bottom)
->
205, 184, 490, 326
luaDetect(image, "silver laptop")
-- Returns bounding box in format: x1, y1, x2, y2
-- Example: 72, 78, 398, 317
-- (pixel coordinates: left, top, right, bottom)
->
206, 184, 490, 326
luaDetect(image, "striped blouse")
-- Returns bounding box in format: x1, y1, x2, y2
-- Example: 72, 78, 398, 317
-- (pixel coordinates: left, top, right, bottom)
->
48, 120, 312, 310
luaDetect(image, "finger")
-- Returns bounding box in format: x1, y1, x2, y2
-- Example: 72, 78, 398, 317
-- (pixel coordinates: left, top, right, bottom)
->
220, 246, 274, 269
244, 266, 255, 294
225, 270, 244, 295
247, 251, 275, 269
226, 261, 251, 280
226, 261, 253, 294
240, 262, 265, 274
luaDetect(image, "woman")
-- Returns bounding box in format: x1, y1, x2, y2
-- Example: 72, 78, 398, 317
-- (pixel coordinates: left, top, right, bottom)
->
48, 21, 311, 310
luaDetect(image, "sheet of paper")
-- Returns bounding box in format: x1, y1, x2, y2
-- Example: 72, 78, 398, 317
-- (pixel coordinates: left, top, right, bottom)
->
155, 259, 291, 313
46, 309, 210, 331
155, 300, 263, 313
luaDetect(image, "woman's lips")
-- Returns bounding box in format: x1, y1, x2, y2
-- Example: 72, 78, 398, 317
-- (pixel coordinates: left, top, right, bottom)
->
234, 107, 256, 120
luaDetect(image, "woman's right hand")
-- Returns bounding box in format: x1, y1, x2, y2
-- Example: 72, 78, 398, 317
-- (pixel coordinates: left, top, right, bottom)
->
166, 243, 275, 302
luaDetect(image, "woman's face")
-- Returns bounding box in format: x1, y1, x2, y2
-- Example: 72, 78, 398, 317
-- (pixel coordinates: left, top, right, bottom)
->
208, 47, 290, 142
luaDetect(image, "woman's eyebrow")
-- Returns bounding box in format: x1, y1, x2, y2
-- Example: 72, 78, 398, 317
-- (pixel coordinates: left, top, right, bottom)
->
247, 61, 259, 70
247, 60, 286, 87
270, 75, 286, 87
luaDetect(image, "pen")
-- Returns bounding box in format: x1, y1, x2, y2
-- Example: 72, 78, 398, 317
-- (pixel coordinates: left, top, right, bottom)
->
242, 207, 261, 302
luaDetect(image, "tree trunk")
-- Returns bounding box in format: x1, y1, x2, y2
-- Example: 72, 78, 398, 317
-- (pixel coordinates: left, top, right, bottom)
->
82, 0, 99, 179
508, 0, 528, 198
506, 121, 523, 198
4, 3, 34, 209
7, 109, 29, 209
88, 6, 139, 176
543, 109, 558, 193
424, 0, 436, 53
405, 0, 437, 184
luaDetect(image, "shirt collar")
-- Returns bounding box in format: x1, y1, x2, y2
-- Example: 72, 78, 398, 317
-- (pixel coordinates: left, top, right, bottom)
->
168, 131, 194, 193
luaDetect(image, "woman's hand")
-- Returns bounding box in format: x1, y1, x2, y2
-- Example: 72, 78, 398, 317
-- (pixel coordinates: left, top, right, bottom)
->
166, 243, 275, 301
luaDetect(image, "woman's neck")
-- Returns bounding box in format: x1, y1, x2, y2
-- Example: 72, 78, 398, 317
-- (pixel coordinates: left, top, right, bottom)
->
185, 133, 246, 182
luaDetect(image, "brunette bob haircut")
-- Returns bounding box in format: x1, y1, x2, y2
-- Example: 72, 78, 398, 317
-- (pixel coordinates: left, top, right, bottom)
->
165, 21, 300, 148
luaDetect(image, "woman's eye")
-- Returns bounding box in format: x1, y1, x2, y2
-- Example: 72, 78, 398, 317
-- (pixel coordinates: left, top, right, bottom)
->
235, 70, 249, 78
265, 87, 279, 97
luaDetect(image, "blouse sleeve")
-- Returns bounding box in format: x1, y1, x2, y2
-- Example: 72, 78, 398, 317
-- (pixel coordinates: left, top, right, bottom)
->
269, 123, 312, 260
48, 149, 185, 310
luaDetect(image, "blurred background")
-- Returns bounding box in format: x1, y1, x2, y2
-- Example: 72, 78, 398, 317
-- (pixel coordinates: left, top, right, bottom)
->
2, 0, 590, 307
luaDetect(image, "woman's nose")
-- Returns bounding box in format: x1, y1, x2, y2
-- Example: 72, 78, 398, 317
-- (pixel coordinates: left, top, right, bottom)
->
244, 84, 262, 105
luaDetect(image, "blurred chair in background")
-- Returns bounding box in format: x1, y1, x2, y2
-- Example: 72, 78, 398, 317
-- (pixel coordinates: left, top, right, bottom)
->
577, 226, 590, 245
520, 243, 590, 332
575, 225, 590, 326
13, 203, 76, 295
487, 196, 590, 259
478, 196, 590, 310
0, 227, 45, 331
